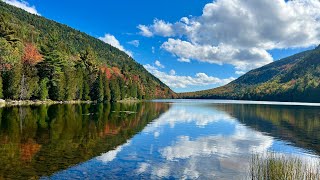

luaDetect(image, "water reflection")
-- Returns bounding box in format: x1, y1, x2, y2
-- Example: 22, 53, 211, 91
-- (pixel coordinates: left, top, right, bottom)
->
214, 104, 320, 154
0, 102, 169, 179
1, 101, 319, 179
49, 101, 320, 179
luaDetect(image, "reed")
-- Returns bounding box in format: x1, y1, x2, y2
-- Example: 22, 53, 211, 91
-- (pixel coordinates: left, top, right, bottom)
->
249, 153, 320, 180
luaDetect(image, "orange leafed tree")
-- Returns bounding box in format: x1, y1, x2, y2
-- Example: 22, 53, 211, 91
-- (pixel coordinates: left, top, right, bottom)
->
100, 66, 112, 79
22, 43, 43, 65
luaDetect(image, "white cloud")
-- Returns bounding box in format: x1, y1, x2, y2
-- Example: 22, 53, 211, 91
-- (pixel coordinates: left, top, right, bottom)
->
137, 25, 153, 37
128, 40, 140, 47
155, 60, 165, 68
4, 0, 40, 15
144, 64, 235, 88
235, 71, 246, 75
99, 34, 133, 57
152, 46, 155, 54
162, 39, 273, 71
151, 19, 175, 37
139, 0, 320, 72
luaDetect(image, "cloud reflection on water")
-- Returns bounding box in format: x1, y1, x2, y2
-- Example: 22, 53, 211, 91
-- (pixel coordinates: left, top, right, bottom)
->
50, 102, 318, 179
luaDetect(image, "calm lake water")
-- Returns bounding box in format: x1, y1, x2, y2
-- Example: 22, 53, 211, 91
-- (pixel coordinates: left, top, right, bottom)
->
0, 100, 319, 179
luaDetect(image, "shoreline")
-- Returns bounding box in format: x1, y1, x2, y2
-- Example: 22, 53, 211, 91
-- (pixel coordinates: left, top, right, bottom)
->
0, 99, 93, 107
0, 98, 144, 107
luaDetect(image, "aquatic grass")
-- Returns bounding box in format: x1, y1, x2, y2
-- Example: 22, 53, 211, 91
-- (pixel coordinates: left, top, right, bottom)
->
249, 152, 320, 180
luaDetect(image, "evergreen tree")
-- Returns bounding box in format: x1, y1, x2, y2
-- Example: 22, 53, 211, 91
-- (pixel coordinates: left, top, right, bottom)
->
20, 65, 39, 100
130, 83, 138, 98
3, 64, 22, 100
90, 71, 104, 102
38, 41, 67, 101
118, 78, 126, 99
79, 48, 97, 101
103, 75, 111, 102
110, 78, 120, 102
82, 77, 91, 101
38, 78, 49, 100
64, 66, 77, 100
75, 68, 84, 100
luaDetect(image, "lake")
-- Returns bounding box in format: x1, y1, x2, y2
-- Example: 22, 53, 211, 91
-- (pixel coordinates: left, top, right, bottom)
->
0, 100, 319, 179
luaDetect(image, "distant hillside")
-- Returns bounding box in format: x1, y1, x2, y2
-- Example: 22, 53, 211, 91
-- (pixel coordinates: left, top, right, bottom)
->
180, 46, 320, 102
0, 1, 175, 101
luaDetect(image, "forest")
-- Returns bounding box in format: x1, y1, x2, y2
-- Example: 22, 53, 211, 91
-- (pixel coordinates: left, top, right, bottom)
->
0, 1, 175, 102
180, 45, 320, 102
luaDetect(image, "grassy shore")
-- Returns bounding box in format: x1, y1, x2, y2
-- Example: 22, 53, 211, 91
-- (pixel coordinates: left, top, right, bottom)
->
249, 153, 320, 180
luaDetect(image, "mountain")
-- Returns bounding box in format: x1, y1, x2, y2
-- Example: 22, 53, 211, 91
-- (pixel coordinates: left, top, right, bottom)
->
0, 1, 176, 101
180, 46, 320, 102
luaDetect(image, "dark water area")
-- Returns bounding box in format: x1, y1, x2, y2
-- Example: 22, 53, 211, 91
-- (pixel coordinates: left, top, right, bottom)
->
0, 100, 319, 179
0, 102, 169, 179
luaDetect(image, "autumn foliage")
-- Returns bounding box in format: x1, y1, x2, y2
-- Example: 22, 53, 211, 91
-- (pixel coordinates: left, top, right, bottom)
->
22, 43, 43, 65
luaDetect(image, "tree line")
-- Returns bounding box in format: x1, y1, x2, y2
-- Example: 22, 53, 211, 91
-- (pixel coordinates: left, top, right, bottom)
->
0, 17, 143, 102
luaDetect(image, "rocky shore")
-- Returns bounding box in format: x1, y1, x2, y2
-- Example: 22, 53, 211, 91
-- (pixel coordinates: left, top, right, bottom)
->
0, 99, 92, 107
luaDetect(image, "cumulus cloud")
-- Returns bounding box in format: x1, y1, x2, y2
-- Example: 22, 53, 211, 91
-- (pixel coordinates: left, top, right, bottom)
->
169, 69, 176, 75
4, 0, 40, 15
139, 0, 320, 72
128, 40, 140, 47
137, 25, 153, 37
162, 39, 273, 71
235, 71, 246, 75
155, 60, 165, 68
99, 34, 133, 57
144, 64, 235, 88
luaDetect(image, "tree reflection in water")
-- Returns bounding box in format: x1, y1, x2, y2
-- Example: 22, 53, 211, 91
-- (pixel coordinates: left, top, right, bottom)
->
0, 102, 169, 179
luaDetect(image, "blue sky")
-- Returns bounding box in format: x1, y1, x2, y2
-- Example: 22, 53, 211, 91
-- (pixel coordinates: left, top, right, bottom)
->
4, 0, 320, 92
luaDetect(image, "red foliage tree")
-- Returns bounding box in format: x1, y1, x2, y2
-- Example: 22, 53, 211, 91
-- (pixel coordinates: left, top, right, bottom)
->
100, 66, 112, 79
22, 43, 43, 65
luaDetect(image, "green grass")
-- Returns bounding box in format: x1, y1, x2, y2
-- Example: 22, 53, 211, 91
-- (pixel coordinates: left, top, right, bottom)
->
249, 153, 320, 180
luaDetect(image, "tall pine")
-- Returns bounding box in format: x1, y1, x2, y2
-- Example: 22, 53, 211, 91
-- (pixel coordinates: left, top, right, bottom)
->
90, 71, 104, 102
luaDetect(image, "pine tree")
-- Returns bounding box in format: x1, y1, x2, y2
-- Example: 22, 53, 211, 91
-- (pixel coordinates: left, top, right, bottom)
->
90, 71, 104, 102
3, 64, 22, 100
110, 78, 120, 102
38, 78, 49, 100
130, 83, 138, 98
64, 66, 77, 100
103, 74, 111, 102
38, 41, 67, 101
82, 77, 91, 101
118, 78, 126, 100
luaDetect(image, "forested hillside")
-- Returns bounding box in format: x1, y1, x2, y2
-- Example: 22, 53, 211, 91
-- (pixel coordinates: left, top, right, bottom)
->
0, 1, 175, 102
181, 46, 320, 102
